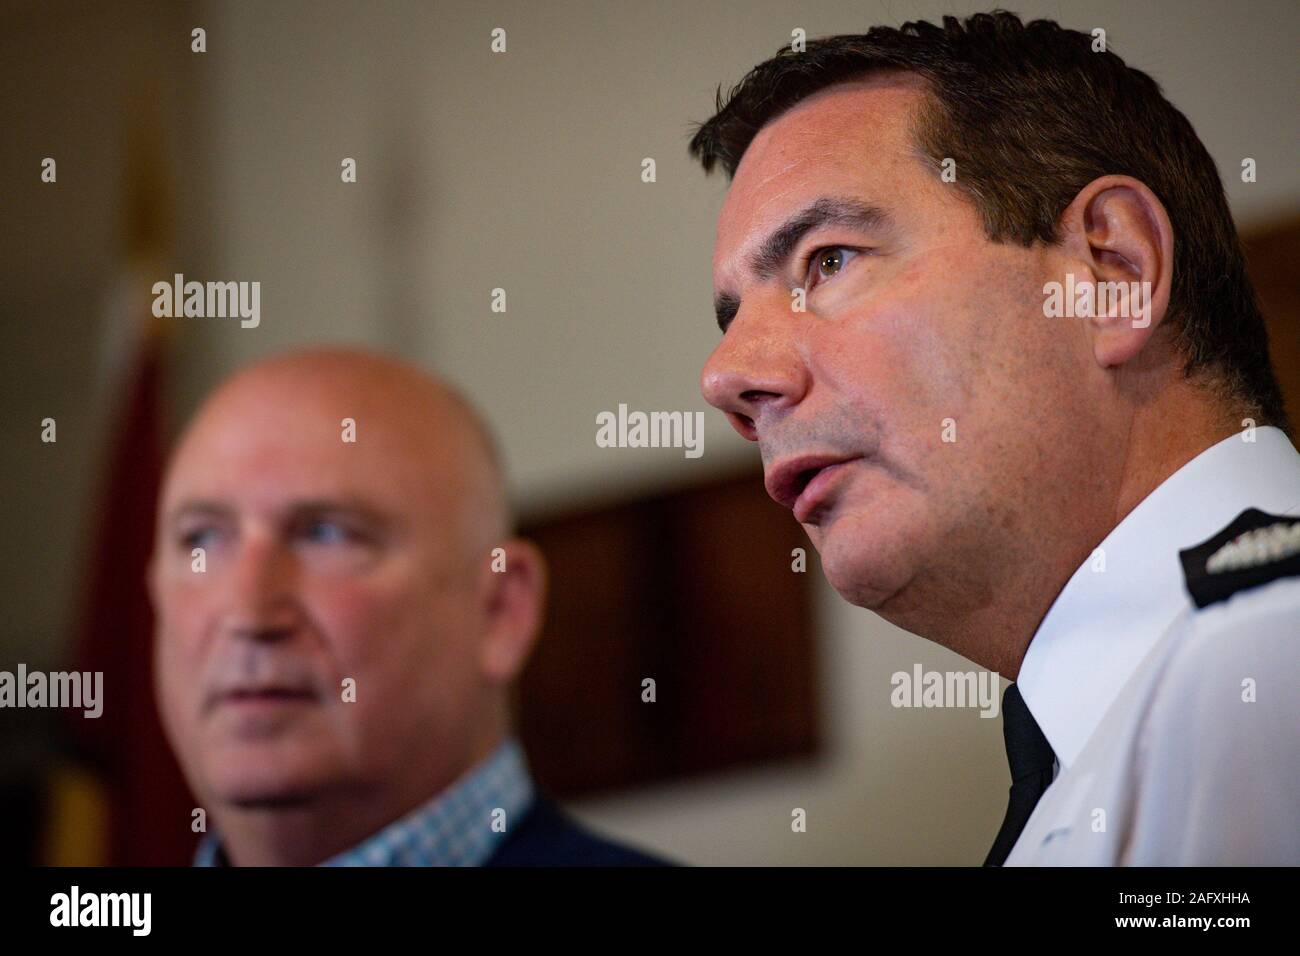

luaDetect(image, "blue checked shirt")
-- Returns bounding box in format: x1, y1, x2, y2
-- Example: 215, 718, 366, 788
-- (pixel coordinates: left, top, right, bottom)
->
194, 736, 536, 866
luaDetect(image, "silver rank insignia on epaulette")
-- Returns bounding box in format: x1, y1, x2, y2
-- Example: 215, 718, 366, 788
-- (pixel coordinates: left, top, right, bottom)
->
1205, 520, 1300, 574
1179, 508, 1300, 609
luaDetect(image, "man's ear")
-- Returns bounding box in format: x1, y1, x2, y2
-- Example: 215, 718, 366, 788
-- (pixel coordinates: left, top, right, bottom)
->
478, 538, 547, 685
1056, 174, 1174, 368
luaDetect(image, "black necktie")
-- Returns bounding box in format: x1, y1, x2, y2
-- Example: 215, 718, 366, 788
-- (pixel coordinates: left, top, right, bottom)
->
984, 683, 1056, 867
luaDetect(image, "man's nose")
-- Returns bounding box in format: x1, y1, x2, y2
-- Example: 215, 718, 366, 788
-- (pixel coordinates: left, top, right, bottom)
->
222, 535, 300, 642
700, 300, 809, 441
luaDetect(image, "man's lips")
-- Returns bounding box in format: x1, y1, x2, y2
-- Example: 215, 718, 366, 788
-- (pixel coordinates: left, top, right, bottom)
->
211, 687, 319, 711
764, 454, 863, 522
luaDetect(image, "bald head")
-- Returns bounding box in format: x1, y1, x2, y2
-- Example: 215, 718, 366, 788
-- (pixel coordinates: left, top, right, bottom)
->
167, 347, 510, 551
149, 347, 545, 866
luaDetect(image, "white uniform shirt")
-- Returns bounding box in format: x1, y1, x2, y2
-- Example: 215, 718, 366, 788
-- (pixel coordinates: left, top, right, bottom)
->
1007, 426, 1300, 865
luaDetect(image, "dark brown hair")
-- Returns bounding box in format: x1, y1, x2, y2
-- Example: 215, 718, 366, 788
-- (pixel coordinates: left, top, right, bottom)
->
689, 11, 1288, 431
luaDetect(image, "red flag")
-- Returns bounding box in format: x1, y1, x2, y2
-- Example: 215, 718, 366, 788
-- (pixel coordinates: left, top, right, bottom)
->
70, 305, 195, 866
66, 107, 195, 866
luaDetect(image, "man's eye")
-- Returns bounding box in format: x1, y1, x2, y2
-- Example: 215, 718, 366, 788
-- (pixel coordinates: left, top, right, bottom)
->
303, 520, 351, 544
301, 519, 370, 546
805, 246, 862, 289
179, 527, 221, 550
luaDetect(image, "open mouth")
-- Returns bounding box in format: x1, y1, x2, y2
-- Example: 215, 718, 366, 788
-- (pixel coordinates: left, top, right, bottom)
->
792, 460, 858, 523
765, 454, 862, 522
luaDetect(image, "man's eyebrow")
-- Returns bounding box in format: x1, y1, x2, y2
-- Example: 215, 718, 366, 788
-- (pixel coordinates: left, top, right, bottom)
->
165, 500, 231, 525
750, 197, 891, 280
285, 499, 395, 526
713, 197, 892, 333
165, 498, 397, 527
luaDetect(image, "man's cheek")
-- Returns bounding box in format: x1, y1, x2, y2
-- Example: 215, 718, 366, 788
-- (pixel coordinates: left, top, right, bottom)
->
832, 291, 933, 395
157, 576, 221, 638
882, 300, 962, 404
303, 582, 411, 672
153, 631, 199, 750
153, 599, 203, 666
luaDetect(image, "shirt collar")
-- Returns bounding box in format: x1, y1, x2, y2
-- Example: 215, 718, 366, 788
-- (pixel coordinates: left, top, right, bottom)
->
195, 735, 535, 866
1017, 426, 1300, 770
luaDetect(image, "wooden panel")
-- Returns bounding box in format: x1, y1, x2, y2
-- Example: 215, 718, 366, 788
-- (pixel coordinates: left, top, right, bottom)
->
516, 471, 819, 797
1244, 216, 1300, 422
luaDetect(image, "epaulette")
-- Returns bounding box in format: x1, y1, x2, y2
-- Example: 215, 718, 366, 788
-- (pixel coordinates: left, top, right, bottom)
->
1179, 508, 1300, 609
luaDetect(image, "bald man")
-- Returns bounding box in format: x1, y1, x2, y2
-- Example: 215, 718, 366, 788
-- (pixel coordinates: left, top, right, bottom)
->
148, 347, 667, 866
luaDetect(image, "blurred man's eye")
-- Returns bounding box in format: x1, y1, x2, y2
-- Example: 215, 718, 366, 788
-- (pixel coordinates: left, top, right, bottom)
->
178, 526, 223, 551
294, 515, 385, 572
300, 518, 366, 546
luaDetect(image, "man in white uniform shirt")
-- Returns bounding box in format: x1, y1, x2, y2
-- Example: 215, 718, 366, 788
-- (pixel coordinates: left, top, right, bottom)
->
1004, 428, 1299, 864
688, 12, 1300, 864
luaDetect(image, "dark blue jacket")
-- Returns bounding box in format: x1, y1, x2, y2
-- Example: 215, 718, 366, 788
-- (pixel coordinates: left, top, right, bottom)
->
486, 795, 673, 866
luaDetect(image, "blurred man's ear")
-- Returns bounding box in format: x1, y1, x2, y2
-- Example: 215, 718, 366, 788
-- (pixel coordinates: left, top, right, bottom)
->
478, 538, 547, 684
